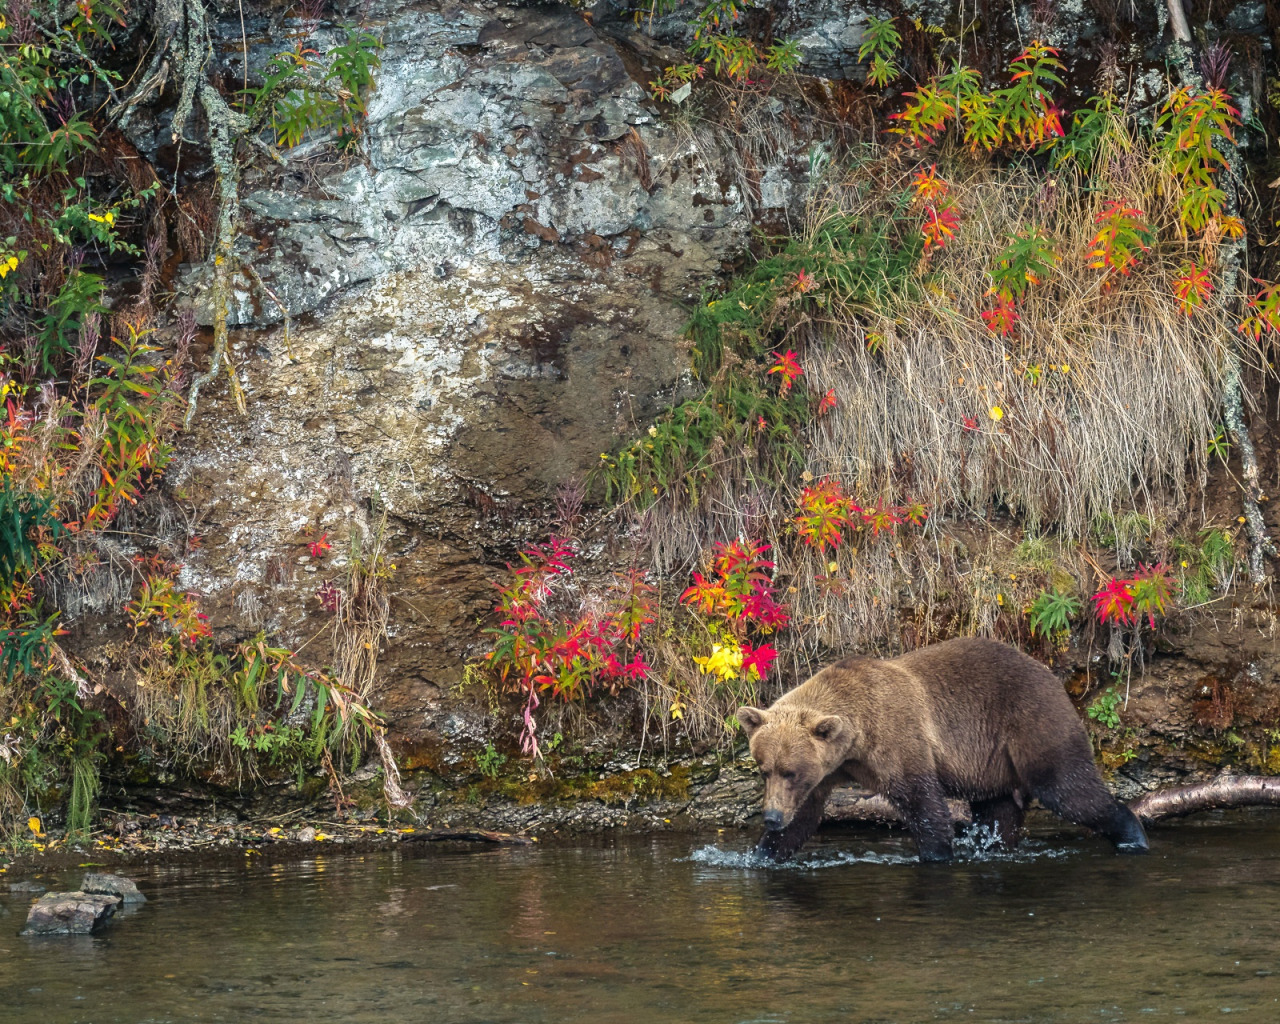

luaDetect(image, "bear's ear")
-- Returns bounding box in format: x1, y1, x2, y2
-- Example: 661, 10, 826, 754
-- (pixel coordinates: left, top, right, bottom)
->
737, 706, 768, 737
809, 715, 846, 745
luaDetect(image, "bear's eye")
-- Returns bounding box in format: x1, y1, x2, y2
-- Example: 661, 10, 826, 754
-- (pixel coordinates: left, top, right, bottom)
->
760, 769, 772, 779
781, 769, 796, 782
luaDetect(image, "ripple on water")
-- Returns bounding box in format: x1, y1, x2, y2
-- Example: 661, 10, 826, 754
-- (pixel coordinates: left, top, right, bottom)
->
686, 825, 1072, 869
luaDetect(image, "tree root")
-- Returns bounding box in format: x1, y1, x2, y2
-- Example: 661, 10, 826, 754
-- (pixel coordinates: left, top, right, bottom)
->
1128, 776, 1280, 822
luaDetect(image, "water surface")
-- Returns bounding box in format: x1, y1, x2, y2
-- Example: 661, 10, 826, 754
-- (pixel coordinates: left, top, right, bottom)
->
3, 815, 1279, 1023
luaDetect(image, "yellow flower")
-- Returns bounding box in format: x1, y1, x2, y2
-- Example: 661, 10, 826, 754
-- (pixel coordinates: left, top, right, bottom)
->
648, 426, 658, 437
1060, 363, 1070, 374
693, 643, 744, 682
989, 406, 1004, 421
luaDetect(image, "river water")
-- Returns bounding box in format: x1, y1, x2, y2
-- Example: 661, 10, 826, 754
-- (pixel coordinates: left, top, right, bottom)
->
2, 814, 1278, 1023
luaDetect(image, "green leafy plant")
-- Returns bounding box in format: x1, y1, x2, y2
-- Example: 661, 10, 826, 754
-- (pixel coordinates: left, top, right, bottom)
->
1086, 201, 1154, 278
996, 41, 1066, 147
476, 743, 508, 779
858, 16, 902, 87
1155, 87, 1240, 236
991, 227, 1057, 301
1087, 688, 1123, 730
1027, 587, 1081, 637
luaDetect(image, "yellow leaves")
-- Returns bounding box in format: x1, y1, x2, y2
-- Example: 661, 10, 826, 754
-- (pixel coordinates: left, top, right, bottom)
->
28, 816, 44, 838
669, 696, 686, 720
693, 642, 743, 681
87, 211, 115, 226
1220, 215, 1245, 239
0, 253, 20, 278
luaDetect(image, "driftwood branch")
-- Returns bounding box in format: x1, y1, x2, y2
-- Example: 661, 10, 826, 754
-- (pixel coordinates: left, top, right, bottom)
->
821, 776, 1280, 828
1128, 776, 1280, 822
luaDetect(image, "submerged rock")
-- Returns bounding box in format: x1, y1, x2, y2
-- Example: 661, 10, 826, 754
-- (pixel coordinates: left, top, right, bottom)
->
8, 881, 47, 894
81, 873, 147, 905
21, 892, 120, 936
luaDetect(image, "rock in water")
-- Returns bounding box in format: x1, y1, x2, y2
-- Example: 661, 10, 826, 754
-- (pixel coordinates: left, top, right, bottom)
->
21, 892, 120, 935
8, 880, 46, 894
81, 872, 147, 905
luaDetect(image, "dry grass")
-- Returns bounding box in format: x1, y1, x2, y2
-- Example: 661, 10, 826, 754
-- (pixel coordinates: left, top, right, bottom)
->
621, 137, 1261, 736
804, 163, 1241, 542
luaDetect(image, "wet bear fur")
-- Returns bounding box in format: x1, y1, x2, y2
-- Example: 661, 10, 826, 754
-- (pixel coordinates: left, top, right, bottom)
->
738, 637, 1149, 862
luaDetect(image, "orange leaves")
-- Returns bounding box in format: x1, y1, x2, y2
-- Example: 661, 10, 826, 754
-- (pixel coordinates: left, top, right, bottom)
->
910, 165, 949, 203
921, 204, 960, 253
1092, 565, 1175, 629
767, 349, 804, 394
680, 539, 788, 633
794, 479, 855, 552
793, 479, 926, 554
0, 399, 34, 476
1156, 87, 1241, 236
887, 83, 955, 146
125, 564, 212, 645
1086, 201, 1153, 278
1172, 263, 1213, 316
980, 297, 1020, 336
909, 166, 960, 255
1238, 281, 1280, 339
887, 42, 1063, 152
999, 42, 1066, 147
790, 268, 817, 294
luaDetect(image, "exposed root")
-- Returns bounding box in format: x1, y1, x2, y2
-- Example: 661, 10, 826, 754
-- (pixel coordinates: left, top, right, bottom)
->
1128, 776, 1280, 822
372, 729, 414, 809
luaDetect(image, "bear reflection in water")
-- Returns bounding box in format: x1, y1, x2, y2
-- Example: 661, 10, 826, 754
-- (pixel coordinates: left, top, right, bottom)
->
737, 636, 1149, 862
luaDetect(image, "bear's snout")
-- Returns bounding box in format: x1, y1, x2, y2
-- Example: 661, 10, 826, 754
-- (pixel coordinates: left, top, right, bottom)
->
762, 808, 785, 830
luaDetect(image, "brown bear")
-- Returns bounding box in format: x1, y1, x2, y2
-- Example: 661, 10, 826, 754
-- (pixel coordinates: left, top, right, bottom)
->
737, 636, 1149, 862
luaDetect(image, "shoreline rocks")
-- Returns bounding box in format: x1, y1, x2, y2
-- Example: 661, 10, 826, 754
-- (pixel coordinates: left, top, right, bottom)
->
82, 872, 147, 905
21, 892, 120, 936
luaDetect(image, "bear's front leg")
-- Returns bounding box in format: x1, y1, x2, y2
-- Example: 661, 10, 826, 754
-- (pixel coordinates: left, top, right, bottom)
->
756, 778, 837, 862
890, 780, 954, 863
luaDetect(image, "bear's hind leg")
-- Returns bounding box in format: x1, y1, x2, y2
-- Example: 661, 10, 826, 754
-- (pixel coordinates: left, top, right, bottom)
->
969, 795, 1025, 848
756, 778, 836, 862
1028, 766, 1149, 853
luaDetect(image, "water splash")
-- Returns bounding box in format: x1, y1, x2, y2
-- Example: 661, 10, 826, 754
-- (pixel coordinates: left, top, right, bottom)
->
686, 824, 1071, 870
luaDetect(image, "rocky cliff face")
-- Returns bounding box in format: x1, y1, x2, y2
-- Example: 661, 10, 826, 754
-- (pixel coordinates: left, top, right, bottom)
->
151, 1, 813, 748
81, 0, 1280, 809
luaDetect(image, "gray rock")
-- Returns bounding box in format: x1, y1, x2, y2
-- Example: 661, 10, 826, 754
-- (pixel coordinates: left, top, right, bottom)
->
20, 892, 120, 936
7, 880, 46, 894
81, 872, 147, 905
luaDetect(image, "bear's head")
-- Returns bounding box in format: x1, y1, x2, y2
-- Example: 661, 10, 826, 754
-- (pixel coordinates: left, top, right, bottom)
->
737, 706, 851, 830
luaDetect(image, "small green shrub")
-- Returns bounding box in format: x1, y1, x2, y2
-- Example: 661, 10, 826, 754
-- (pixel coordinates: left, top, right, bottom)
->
1027, 587, 1081, 637
477, 743, 508, 779
1087, 688, 1123, 730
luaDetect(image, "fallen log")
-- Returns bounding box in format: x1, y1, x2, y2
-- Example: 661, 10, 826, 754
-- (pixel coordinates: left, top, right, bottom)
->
1127, 776, 1280, 823
821, 776, 1280, 828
